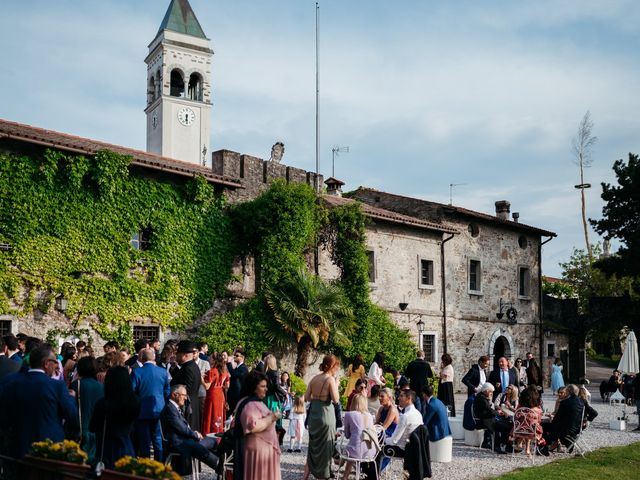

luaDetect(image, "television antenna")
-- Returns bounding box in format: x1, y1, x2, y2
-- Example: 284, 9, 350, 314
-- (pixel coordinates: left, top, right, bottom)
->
449, 183, 467, 205
331, 146, 349, 177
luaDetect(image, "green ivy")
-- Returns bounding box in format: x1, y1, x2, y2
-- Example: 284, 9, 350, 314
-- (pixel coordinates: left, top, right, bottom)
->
325, 203, 415, 371
0, 149, 234, 342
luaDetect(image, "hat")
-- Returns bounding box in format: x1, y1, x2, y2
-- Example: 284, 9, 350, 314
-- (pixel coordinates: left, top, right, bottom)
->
176, 340, 198, 354
479, 382, 495, 393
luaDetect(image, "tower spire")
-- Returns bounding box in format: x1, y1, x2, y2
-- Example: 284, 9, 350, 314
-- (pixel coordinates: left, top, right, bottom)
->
158, 0, 207, 39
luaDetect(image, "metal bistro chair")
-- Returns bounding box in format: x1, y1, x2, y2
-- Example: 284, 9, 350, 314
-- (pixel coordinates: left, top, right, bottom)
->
160, 425, 201, 480
336, 424, 383, 480
510, 407, 539, 464
563, 407, 592, 457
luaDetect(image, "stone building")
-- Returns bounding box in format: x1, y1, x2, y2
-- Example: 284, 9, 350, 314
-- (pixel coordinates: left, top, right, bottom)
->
347, 187, 557, 382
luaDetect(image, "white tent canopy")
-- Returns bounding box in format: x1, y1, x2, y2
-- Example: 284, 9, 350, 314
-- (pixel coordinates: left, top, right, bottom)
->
617, 331, 639, 374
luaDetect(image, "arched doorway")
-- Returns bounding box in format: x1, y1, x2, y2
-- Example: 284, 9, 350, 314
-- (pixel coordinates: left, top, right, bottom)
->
492, 336, 510, 370
488, 328, 515, 371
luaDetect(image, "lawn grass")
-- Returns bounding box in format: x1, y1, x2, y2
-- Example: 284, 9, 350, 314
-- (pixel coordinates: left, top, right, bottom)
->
588, 354, 621, 369
494, 442, 640, 480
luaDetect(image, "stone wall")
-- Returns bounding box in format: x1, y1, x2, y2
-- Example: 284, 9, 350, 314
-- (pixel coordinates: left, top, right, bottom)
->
212, 149, 322, 204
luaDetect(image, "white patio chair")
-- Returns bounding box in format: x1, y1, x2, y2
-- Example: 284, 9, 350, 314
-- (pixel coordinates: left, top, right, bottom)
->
563, 407, 592, 457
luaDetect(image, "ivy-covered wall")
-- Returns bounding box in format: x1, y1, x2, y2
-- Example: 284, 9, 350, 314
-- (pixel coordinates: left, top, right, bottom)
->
0, 148, 415, 366
0, 149, 234, 346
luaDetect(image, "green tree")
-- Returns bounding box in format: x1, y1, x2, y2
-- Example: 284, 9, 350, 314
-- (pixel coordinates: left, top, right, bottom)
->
265, 266, 355, 377
560, 244, 635, 315
590, 153, 640, 279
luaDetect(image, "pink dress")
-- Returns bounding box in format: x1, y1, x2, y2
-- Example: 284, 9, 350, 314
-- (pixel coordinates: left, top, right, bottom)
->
240, 400, 281, 480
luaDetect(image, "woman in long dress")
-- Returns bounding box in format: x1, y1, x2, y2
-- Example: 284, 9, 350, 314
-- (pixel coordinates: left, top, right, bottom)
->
89, 366, 140, 469
437, 353, 456, 417
234, 371, 282, 480
302, 354, 340, 480
264, 354, 288, 430
344, 354, 366, 398
202, 352, 230, 435
550, 358, 565, 394
367, 352, 386, 395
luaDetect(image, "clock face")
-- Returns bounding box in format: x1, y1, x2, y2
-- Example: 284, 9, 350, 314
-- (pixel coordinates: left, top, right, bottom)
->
177, 107, 195, 126
152, 112, 158, 130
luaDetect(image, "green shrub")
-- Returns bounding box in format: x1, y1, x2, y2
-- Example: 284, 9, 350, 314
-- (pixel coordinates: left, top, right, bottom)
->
290, 374, 307, 397
198, 298, 271, 362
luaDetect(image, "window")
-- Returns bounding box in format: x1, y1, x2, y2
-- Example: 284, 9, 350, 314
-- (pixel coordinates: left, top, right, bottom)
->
133, 325, 160, 344
469, 259, 482, 293
131, 227, 152, 251
518, 235, 528, 249
546, 341, 556, 358
367, 250, 376, 283
419, 259, 434, 287
170, 69, 185, 97
519, 266, 530, 298
422, 334, 436, 363
0, 319, 12, 336
468, 223, 479, 237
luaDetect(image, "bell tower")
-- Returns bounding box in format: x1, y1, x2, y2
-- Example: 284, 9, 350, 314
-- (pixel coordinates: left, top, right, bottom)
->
145, 0, 213, 166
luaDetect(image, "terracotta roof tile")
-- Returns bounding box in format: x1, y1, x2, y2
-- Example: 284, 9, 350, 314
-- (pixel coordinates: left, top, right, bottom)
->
323, 195, 458, 235
0, 119, 241, 188
350, 187, 556, 237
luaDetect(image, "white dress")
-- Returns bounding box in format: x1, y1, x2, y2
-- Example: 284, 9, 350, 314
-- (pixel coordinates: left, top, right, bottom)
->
287, 410, 305, 439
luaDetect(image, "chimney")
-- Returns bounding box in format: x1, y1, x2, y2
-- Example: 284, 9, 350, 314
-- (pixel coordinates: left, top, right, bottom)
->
495, 200, 511, 220
324, 177, 345, 197
512, 212, 520, 223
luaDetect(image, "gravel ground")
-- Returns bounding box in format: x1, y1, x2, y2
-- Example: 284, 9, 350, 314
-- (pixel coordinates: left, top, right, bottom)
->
198, 392, 640, 480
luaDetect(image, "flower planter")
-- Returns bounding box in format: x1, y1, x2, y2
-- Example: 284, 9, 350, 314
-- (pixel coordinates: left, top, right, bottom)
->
22, 455, 90, 480
100, 469, 158, 480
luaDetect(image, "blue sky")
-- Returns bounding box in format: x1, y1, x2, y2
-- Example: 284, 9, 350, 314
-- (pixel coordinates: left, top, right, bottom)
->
1, 0, 639, 276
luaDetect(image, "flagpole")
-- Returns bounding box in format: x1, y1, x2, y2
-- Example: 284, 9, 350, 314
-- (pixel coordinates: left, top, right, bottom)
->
315, 2, 320, 192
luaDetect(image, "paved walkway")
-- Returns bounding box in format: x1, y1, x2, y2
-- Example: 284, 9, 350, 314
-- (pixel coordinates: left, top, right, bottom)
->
198, 389, 640, 480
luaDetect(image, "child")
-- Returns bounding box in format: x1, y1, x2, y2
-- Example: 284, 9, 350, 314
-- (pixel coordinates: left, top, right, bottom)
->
287, 395, 306, 453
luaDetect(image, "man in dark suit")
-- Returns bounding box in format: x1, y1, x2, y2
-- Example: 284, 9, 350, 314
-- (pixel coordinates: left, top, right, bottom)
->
488, 357, 520, 401
461, 355, 490, 397
131, 348, 170, 460
541, 384, 585, 453
160, 384, 219, 470
170, 340, 202, 431
404, 350, 433, 397
0, 337, 21, 382
226, 347, 248, 412
127, 339, 150, 370
0, 344, 78, 458
421, 384, 451, 442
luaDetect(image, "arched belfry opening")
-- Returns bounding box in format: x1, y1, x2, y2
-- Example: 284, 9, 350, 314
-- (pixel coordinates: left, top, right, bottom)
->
170, 69, 185, 97
188, 73, 203, 101
147, 76, 156, 104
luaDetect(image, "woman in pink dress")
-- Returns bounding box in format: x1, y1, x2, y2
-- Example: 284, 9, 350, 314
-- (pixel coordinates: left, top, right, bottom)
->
202, 352, 230, 435
234, 370, 281, 480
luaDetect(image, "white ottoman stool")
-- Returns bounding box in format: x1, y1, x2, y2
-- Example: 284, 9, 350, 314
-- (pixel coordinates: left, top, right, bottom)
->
464, 428, 485, 447
429, 436, 453, 463
448, 417, 464, 440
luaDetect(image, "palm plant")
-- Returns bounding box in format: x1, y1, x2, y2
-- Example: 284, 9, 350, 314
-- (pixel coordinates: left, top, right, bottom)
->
264, 266, 355, 377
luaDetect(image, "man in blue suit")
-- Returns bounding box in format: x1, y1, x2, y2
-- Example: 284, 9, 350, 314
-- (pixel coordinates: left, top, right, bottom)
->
0, 344, 78, 458
160, 384, 219, 470
421, 384, 451, 442
131, 347, 170, 461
